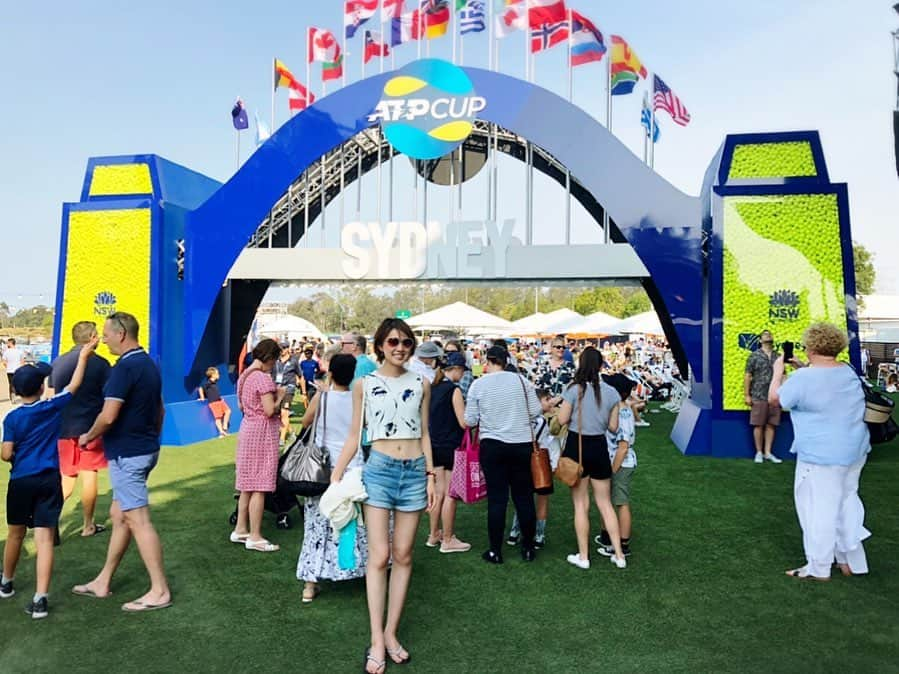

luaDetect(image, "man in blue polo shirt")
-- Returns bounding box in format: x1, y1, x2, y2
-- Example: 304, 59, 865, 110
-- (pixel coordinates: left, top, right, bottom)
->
71, 312, 172, 613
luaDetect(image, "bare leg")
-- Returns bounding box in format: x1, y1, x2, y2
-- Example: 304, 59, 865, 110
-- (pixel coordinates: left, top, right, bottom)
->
214, 418, 226, 435
61, 475, 77, 501
617, 504, 632, 540
536, 494, 549, 521
80, 470, 100, 534
570, 478, 591, 560
2, 525, 26, 580
592, 479, 623, 559
441, 492, 459, 541
223, 409, 232, 432
235, 491, 250, 535
279, 409, 290, 443
752, 426, 763, 454
384, 510, 422, 664
248, 492, 266, 540
74, 500, 129, 596
33, 528, 55, 595
122, 506, 170, 604
763, 425, 776, 457
428, 468, 445, 541
363, 505, 391, 673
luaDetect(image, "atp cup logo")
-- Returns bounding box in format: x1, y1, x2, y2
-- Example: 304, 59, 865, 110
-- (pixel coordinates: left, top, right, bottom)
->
368, 59, 486, 161
93, 291, 117, 317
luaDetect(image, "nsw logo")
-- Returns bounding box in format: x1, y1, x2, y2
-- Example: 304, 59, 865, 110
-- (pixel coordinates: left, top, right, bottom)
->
94, 291, 117, 317
768, 289, 800, 321
368, 59, 486, 160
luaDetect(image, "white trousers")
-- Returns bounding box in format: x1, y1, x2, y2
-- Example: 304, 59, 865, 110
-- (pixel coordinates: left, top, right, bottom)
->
794, 456, 870, 577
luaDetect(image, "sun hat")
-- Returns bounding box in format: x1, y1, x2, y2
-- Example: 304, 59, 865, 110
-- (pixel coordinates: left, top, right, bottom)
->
416, 341, 443, 359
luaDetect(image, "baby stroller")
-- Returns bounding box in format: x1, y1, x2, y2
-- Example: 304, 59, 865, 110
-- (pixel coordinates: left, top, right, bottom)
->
229, 451, 302, 530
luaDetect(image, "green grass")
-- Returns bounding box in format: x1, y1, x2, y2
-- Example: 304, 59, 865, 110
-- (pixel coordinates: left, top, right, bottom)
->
1, 405, 898, 673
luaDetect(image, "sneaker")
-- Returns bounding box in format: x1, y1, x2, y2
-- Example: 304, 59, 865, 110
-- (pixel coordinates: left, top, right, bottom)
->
520, 547, 536, 562
439, 536, 471, 554
594, 530, 612, 547
0, 580, 14, 599
596, 544, 614, 557
25, 597, 48, 620
567, 554, 590, 570
506, 533, 519, 547
622, 543, 631, 557
634, 420, 651, 427
481, 550, 503, 565
765, 454, 783, 464
610, 555, 627, 569
534, 534, 546, 549
425, 531, 442, 548
754, 452, 764, 464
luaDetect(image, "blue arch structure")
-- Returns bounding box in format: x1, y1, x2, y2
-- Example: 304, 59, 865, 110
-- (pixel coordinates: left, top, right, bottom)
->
55, 64, 859, 453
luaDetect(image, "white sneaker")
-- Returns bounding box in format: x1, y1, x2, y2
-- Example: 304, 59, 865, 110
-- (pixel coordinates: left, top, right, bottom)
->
635, 420, 651, 427
765, 454, 783, 464
610, 555, 627, 569
754, 452, 764, 464
566, 554, 590, 570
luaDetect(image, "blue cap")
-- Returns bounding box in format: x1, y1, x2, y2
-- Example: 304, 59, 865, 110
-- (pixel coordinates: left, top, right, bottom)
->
12, 362, 52, 397
444, 352, 467, 369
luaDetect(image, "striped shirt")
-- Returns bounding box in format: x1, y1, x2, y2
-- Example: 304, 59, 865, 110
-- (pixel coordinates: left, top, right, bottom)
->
464, 371, 541, 443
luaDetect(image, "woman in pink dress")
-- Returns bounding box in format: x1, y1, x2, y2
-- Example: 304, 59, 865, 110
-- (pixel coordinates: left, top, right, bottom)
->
231, 339, 286, 552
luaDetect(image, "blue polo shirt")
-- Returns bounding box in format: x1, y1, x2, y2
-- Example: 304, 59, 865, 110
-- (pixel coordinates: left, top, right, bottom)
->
299, 358, 320, 386
3, 391, 72, 479
103, 348, 162, 459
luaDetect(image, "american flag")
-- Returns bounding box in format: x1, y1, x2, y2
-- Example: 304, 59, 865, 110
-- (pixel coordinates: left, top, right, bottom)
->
530, 20, 569, 53
653, 75, 691, 126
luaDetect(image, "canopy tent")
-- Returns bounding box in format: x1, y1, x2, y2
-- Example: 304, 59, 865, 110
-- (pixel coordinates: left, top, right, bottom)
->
508, 312, 547, 333
609, 311, 664, 336
407, 302, 513, 334
550, 311, 622, 338
256, 314, 326, 343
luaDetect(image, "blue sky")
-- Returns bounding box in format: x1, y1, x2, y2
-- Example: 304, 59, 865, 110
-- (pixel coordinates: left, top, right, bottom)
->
1, 0, 896, 311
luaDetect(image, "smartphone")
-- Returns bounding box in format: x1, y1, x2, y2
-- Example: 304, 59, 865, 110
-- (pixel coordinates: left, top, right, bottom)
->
782, 341, 794, 361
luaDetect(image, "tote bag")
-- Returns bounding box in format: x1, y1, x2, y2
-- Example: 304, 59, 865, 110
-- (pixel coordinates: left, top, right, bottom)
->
280, 393, 331, 496
449, 428, 487, 504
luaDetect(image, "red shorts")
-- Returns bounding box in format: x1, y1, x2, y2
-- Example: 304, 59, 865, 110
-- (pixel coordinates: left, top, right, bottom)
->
208, 400, 230, 420
58, 438, 108, 477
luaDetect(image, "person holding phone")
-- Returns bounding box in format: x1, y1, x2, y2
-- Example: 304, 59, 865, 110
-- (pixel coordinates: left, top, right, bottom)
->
743, 330, 783, 463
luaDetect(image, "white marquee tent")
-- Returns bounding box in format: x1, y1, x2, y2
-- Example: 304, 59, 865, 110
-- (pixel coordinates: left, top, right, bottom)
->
609, 311, 664, 336
407, 302, 513, 333
256, 314, 326, 342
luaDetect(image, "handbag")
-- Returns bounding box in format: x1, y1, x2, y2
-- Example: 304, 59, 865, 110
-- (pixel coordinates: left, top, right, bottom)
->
520, 376, 553, 494
856, 372, 898, 445
280, 392, 331, 495
555, 391, 584, 487
448, 428, 488, 503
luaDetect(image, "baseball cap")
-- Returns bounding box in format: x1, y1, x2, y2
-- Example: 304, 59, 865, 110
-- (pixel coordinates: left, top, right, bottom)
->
12, 362, 52, 397
485, 345, 508, 365
444, 352, 467, 369
416, 341, 443, 359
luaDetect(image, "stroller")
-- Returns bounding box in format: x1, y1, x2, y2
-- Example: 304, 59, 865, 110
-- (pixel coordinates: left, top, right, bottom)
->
229, 451, 302, 530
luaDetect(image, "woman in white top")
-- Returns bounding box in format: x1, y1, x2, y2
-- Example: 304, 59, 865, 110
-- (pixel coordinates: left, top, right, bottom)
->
296, 354, 367, 603
331, 319, 436, 674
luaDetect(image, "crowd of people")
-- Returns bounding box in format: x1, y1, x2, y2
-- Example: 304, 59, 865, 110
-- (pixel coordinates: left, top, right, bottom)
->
0, 310, 874, 668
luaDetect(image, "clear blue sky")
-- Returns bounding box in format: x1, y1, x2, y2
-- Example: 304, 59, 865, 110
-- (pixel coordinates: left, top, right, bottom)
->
1, 0, 896, 311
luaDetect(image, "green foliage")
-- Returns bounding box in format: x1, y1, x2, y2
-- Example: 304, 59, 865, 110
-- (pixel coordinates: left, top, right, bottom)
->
853, 242, 876, 298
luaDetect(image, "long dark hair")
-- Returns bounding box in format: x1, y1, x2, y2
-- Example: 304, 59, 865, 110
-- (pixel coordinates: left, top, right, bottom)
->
570, 346, 602, 409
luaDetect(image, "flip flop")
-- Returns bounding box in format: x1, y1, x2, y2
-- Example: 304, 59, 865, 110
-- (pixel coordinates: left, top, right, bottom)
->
245, 538, 279, 552
785, 568, 830, 582
72, 585, 112, 598
229, 531, 250, 544
363, 649, 386, 674
81, 524, 107, 537
122, 599, 172, 612
387, 645, 411, 665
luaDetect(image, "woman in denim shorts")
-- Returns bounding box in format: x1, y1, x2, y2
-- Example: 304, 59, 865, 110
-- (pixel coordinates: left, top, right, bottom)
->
331, 318, 436, 674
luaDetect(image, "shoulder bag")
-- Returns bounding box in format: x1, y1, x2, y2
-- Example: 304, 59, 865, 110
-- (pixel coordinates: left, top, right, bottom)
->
520, 375, 553, 494
555, 389, 584, 487
855, 370, 898, 445
281, 392, 332, 495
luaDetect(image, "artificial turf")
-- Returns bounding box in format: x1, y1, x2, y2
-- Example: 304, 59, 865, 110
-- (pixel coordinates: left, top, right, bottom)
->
0, 405, 897, 673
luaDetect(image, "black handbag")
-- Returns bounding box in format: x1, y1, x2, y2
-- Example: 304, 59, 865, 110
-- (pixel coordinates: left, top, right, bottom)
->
857, 373, 898, 445
280, 392, 332, 495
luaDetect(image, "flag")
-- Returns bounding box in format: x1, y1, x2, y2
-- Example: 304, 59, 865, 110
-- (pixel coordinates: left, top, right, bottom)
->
458, 0, 486, 35
569, 10, 605, 67
231, 98, 249, 130
653, 74, 691, 126
255, 111, 270, 145
610, 35, 647, 96
383, 0, 405, 21
364, 30, 391, 63
274, 58, 298, 90
323, 54, 344, 81
288, 82, 315, 112
421, 0, 450, 39
528, 0, 567, 29
641, 98, 660, 143
495, 1, 526, 38
345, 0, 379, 38
530, 20, 568, 53
309, 27, 340, 63
392, 9, 425, 45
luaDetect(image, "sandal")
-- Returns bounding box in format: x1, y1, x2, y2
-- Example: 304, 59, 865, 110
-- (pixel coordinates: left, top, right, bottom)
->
302, 584, 320, 603
387, 644, 411, 665
229, 531, 250, 544
363, 649, 386, 674
785, 568, 830, 581
244, 538, 279, 552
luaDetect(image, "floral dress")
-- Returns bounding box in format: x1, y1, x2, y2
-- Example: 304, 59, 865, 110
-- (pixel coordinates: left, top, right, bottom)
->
235, 369, 280, 492
532, 357, 576, 397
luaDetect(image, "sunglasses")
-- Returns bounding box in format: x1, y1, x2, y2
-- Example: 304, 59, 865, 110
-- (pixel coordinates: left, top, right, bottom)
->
553, 345, 565, 350
385, 337, 415, 348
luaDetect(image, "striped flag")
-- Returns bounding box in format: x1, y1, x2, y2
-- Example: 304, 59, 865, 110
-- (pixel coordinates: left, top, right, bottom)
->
653, 74, 691, 126
382, 0, 405, 20
569, 10, 605, 66
345, 0, 379, 38
392, 9, 425, 45
288, 83, 315, 112
458, 0, 486, 34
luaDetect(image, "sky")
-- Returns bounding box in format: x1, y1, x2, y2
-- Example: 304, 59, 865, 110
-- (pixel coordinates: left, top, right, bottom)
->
1, 0, 897, 312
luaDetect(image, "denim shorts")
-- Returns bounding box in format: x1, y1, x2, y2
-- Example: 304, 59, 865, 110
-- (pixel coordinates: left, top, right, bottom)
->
362, 450, 427, 512
109, 452, 159, 512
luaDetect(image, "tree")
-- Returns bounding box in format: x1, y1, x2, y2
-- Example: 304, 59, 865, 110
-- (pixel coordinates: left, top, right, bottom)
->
621, 289, 651, 317
853, 242, 876, 297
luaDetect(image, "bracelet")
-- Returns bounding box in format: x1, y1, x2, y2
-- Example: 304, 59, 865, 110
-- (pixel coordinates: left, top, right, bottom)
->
425, 470, 437, 478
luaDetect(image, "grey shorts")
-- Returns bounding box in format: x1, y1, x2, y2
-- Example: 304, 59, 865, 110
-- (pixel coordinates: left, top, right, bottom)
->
611, 466, 635, 506
109, 452, 159, 512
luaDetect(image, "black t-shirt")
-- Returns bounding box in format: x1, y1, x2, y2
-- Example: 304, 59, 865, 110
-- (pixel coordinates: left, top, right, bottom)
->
49, 348, 111, 438
428, 379, 464, 451
203, 380, 222, 402
103, 348, 162, 459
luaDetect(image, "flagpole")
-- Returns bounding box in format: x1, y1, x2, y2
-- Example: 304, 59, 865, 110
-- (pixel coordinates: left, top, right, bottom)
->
452, 1, 457, 64
358, 56, 365, 216
649, 74, 656, 170
565, 9, 572, 246
271, 58, 276, 133
604, 48, 612, 244
642, 92, 649, 164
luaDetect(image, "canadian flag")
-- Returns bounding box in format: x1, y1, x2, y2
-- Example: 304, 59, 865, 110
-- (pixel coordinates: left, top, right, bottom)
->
495, 1, 527, 38
308, 27, 340, 63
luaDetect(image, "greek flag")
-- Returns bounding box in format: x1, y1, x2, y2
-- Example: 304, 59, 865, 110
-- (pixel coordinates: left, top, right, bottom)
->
641, 105, 660, 143
459, 0, 486, 35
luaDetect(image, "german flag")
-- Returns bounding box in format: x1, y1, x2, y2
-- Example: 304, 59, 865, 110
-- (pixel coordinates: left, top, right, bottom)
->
274, 58, 298, 90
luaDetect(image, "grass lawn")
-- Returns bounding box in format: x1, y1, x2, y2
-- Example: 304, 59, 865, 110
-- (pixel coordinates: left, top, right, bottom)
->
0, 405, 897, 672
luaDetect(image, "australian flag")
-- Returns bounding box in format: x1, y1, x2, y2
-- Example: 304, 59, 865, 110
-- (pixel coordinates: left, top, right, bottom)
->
231, 98, 249, 131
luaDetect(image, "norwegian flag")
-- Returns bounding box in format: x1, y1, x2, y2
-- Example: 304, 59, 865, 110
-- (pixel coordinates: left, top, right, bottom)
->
653, 74, 691, 126
345, 0, 379, 38
530, 19, 569, 53
382, 0, 405, 21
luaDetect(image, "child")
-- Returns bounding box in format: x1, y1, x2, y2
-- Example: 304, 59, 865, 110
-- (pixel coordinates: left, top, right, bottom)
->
596, 374, 637, 558
0, 336, 97, 619
507, 389, 564, 549
198, 366, 231, 436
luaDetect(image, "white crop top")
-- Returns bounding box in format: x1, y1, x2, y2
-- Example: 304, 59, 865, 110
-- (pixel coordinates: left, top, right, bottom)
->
363, 371, 424, 441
